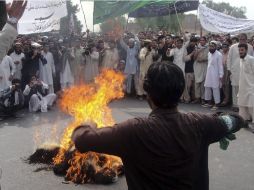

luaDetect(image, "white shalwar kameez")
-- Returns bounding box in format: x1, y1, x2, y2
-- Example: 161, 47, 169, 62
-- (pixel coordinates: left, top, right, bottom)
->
23, 81, 56, 112
0, 55, 15, 89
238, 55, 254, 124
9, 52, 25, 80
60, 59, 74, 89
168, 47, 185, 74
204, 50, 223, 104
227, 43, 254, 107
40, 51, 56, 93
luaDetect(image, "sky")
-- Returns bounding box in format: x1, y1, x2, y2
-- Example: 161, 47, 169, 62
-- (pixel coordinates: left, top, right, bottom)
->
72, 0, 254, 32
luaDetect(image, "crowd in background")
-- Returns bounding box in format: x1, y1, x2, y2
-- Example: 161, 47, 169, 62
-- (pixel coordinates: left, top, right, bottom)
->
0, 29, 253, 119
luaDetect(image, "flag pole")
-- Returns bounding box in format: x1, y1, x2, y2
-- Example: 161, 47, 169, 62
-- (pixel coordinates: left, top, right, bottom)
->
80, 0, 88, 31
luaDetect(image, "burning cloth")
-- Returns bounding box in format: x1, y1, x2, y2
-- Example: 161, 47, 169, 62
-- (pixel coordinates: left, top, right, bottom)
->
28, 69, 125, 184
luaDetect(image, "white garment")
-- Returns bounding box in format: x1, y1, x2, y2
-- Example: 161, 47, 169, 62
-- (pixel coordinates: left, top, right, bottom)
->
0, 55, 15, 89
238, 55, 254, 107
239, 106, 254, 123
120, 36, 140, 75
84, 51, 99, 83
60, 59, 74, 89
9, 52, 25, 80
194, 45, 209, 83
23, 81, 56, 112
205, 87, 221, 104
227, 43, 254, 86
204, 50, 223, 88
28, 93, 56, 112
168, 47, 185, 74
101, 48, 119, 69
137, 47, 153, 96
40, 51, 55, 86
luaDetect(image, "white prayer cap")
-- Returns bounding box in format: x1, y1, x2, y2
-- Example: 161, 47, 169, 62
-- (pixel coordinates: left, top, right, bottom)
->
31, 42, 42, 48
144, 39, 152, 43
58, 39, 63, 43
129, 38, 135, 43
209, 40, 218, 46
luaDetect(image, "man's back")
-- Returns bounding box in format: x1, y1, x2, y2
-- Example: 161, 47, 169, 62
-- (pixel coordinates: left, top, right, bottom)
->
116, 109, 227, 190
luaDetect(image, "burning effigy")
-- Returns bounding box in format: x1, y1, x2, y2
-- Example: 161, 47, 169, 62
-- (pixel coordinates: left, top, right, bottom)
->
27, 69, 125, 184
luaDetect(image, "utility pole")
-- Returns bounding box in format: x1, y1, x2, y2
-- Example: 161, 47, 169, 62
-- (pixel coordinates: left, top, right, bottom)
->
0, 1, 7, 30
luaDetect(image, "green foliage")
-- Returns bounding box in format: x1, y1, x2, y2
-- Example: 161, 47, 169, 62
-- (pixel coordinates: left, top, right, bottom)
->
99, 16, 127, 34
134, 14, 184, 33
60, 1, 83, 36
202, 0, 247, 18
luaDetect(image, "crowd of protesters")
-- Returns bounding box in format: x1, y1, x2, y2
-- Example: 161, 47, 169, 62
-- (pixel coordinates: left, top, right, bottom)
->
1, 28, 254, 128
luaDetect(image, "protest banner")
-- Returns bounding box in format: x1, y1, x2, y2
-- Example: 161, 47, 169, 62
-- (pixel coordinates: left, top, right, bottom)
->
8, 0, 68, 34
199, 4, 254, 34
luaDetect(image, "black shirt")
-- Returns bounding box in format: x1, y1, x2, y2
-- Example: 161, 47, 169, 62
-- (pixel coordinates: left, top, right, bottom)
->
158, 44, 174, 63
73, 108, 228, 190
185, 45, 195, 73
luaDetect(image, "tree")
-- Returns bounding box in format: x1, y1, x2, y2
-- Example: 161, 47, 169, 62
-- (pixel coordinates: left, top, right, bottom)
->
59, 1, 83, 36
202, 0, 247, 18
99, 16, 127, 34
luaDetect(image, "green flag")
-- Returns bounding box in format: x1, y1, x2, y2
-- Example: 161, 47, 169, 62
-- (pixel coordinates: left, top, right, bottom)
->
92, 1, 153, 24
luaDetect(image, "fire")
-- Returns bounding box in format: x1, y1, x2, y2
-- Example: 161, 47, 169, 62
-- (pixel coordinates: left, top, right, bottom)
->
53, 69, 125, 165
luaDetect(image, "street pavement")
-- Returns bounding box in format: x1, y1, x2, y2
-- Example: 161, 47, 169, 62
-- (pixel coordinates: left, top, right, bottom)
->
0, 97, 253, 190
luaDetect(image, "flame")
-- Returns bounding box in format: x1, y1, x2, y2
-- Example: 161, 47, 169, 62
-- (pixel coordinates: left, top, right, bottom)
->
65, 151, 123, 184
53, 69, 125, 165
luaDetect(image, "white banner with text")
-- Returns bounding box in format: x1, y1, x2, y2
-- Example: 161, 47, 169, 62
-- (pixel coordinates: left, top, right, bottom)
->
199, 4, 254, 34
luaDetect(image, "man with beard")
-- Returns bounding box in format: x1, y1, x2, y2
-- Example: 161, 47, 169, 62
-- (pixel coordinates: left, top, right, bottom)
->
237, 43, 254, 132
227, 33, 254, 112
10, 42, 25, 80
203, 41, 223, 110
22, 42, 47, 90
120, 35, 140, 95
72, 62, 246, 190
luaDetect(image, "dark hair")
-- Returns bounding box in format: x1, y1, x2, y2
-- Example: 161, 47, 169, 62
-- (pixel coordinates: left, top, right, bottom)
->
226, 38, 232, 45
176, 38, 184, 43
12, 78, 21, 84
143, 62, 185, 108
238, 43, 248, 50
190, 37, 197, 43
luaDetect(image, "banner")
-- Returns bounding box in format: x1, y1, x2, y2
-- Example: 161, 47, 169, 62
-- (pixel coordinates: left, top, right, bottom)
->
199, 4, 254, 34
13, 0, 67, 34
129, 0, 199, 18
93, 1, 153, 24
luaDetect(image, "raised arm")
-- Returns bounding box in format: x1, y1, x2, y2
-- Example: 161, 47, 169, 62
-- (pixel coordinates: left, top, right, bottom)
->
0, 1, 27, 61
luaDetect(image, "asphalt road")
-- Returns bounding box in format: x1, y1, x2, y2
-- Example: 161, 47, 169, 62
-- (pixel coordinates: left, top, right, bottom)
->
0, 98, 253, 190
